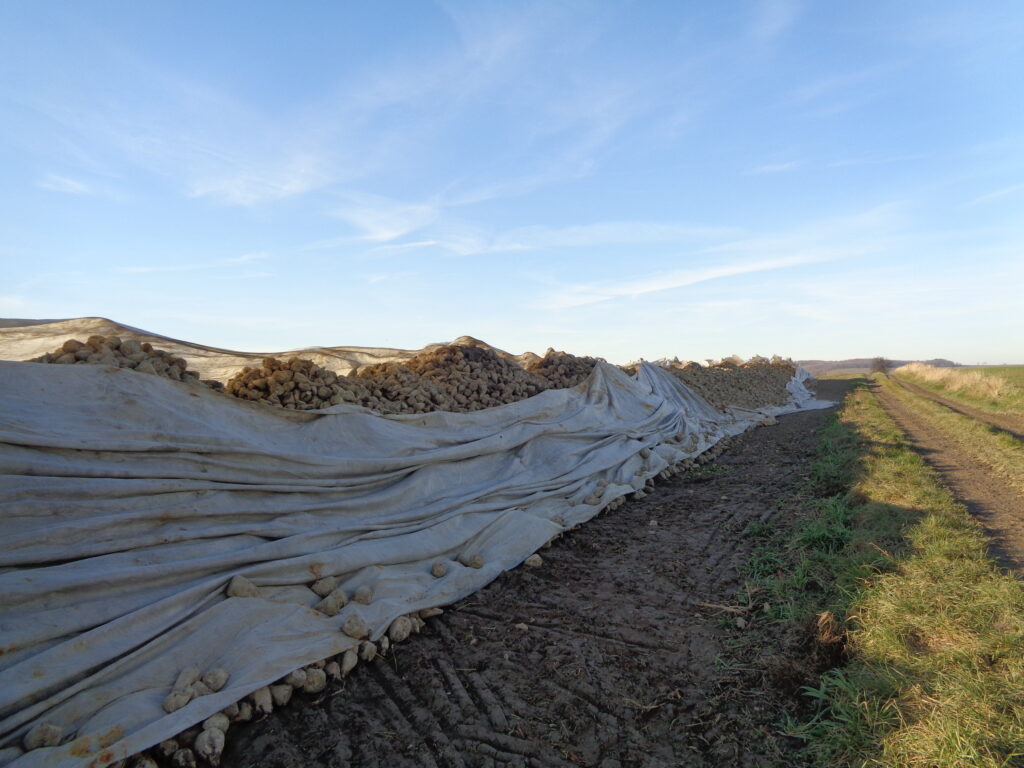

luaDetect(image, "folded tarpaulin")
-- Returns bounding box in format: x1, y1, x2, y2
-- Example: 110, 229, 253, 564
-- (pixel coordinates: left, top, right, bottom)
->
0, 350, 831, 768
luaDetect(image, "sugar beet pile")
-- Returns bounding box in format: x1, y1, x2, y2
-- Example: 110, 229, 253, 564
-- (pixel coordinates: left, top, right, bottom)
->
32, 336, 795, 415
3, 323, 818, 768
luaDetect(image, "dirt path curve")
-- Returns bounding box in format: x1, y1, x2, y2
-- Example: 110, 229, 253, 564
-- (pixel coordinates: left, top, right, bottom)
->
220, 382, 850, 768
873, 380, 1024, 572
893, 376, 1024, 442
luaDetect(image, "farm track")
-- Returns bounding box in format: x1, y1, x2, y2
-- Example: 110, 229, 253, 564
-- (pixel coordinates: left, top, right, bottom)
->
893, 376, 1024, 442
219, 381, 849, 768
873, 379, 1024, 573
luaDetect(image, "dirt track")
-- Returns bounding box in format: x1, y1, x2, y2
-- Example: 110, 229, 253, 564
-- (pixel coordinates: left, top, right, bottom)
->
893, 377, 1024, 442
874, 380, 1024, 572
220, 382, 849, 768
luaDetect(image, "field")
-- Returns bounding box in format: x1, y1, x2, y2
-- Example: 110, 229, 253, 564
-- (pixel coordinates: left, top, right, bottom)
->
963, 364, 1024, 387
894, 362, 1024, 417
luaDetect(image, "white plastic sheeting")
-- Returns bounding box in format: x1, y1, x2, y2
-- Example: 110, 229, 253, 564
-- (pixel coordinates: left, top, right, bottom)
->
0, 328, 832, 768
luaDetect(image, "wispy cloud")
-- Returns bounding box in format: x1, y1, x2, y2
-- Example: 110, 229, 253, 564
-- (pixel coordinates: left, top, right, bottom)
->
782, 64, 897, 119
187, 155, 331, 206
537, 204, 906, 310
749, 161, 800, 175
786, 64, 892, 104
224, 252, 270, 264
485, 221, 739, 252
965, 183, 1024, 207
827, 153, 928, 168
115, 253, 274, 274
541, 253, 828, 310
332, 192, 440, 242
359, 219, 741, 258
749, 0, 802, 40
35, 173, 93, 195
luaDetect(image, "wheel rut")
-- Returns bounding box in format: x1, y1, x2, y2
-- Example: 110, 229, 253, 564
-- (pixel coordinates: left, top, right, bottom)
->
893, 376, 1024, 442
873, 380, 1024, 573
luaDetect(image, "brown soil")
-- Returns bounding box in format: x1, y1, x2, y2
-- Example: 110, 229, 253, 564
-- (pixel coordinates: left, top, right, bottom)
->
219, 381, 851, 768
874, 379, 1024, 572
894, 377, 1024, 442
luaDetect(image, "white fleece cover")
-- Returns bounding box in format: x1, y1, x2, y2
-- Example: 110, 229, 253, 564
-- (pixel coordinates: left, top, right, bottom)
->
0, 321, 833, 768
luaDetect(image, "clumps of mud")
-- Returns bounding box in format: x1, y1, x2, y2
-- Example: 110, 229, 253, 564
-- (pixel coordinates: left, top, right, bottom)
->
31, 336, 223, 390
403, 343, 549, 411
526, 348, 603, 389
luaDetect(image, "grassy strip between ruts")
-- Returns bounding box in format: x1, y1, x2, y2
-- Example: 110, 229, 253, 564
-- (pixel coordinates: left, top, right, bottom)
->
880, 374, 1024, 497
747, 377, 1024, 767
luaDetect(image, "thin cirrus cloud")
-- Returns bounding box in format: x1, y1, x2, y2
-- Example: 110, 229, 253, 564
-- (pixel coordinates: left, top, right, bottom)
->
964, 183, 1024, 207
749, 161, 800, 175
186, 155, 332, 206
332, 193, 441, 242
359, 219, 741, 258
115, 253, 271, 274
35, 174, 94, 196
540, 253, 829, 310
22, 4, 676, 220
749, 0, 802, 40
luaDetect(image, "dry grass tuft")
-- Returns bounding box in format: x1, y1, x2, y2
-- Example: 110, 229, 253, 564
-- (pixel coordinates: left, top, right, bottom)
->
895, 363, 1023, 414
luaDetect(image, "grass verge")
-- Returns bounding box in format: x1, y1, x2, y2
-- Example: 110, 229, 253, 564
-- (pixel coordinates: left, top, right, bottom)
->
748, 378, 1024, 767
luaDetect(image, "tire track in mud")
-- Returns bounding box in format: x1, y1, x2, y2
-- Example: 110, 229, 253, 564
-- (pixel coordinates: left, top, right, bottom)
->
221, 383, 848, 768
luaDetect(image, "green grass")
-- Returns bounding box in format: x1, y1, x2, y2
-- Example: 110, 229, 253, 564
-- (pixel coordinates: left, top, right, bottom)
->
963, 365, 1024, 388
752, 378, 1024, 767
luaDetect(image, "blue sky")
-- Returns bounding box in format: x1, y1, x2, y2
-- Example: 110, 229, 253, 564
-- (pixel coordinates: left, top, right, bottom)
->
2, 1, 1022, 364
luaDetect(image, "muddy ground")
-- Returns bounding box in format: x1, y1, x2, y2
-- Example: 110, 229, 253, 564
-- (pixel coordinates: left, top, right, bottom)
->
220, 381, 851, 768
875, 378, 1024, 572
